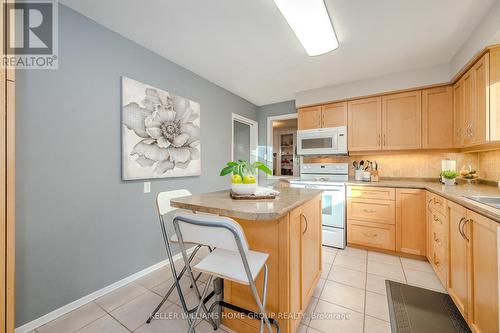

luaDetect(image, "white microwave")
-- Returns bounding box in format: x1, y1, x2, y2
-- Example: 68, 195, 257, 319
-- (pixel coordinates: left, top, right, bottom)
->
296, 126, 347, 155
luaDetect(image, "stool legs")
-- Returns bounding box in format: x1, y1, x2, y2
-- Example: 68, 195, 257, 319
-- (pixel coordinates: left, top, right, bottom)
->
188, 275, 214, 333
146, 245, 202, 324
248, 264, 273, 333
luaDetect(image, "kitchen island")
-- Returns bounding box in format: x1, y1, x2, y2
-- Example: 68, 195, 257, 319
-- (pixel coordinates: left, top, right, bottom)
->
171, 187, 323, 333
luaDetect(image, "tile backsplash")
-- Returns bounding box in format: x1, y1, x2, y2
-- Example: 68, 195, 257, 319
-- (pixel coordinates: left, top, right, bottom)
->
304, 149, 500, 181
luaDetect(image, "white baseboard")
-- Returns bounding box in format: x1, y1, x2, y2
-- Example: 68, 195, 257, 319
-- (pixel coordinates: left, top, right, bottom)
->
15, 247, 195, 333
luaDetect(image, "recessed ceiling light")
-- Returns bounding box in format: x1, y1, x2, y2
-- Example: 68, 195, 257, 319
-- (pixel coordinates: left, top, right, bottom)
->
274, 0, 339, 56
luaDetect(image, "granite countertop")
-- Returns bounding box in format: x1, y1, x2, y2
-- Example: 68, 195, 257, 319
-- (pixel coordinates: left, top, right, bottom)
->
347, 179, 500, 223
170, 187, 323, 221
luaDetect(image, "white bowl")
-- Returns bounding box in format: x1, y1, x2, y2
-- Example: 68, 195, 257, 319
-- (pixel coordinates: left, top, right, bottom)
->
231, 183, 257, 195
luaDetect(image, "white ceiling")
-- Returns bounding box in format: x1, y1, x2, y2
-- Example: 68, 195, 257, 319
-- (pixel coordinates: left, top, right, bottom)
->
60, 0, 496, 106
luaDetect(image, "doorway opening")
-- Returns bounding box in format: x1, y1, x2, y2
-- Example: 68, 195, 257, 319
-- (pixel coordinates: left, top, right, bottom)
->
231, 113, 258, 165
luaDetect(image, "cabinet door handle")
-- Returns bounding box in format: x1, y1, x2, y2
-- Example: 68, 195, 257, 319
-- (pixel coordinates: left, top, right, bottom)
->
458, 217, 469, 241
461, 218, 470, 242
377, 134, 381, 146
433, 215, 442, 224
383, 134, 387, 146
362, 209, 376, 213
427, 199, 433, 212
300, 213, 309, 235
363, 232, 378, 238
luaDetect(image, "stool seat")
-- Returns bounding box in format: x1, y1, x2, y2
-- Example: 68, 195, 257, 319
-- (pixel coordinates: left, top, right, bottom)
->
193, 248, 268, 285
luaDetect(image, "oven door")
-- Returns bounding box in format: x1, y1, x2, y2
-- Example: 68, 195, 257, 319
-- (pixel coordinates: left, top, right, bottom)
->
322, 189, 345, 228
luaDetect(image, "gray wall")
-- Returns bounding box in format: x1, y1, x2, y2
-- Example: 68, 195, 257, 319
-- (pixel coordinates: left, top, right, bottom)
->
257, 100, 296, 148
15, 5, 257, 326
256, 100, 296, 184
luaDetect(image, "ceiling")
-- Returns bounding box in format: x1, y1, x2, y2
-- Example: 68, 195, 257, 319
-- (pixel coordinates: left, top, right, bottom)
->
60, 0, 497, 106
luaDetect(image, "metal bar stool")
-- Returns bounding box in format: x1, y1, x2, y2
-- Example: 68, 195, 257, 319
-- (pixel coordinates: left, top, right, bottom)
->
173, 212, 280, 333
147, 190, 217, 330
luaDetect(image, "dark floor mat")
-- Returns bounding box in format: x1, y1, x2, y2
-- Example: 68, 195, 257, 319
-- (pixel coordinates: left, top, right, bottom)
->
386, 280, 471, 333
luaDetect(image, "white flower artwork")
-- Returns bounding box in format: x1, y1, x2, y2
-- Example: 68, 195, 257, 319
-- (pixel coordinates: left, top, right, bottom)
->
122, 77, 201, 180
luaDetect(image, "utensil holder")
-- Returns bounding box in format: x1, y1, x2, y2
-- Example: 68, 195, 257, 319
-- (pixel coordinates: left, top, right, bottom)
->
354, 170, 363, 181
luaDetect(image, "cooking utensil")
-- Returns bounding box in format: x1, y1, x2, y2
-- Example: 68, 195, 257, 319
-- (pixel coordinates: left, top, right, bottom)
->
353, 161, 358, 170
359, 160, 364, 169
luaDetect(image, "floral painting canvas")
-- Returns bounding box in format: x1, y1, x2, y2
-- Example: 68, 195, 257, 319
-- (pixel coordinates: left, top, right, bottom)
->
122, 77, 201, 180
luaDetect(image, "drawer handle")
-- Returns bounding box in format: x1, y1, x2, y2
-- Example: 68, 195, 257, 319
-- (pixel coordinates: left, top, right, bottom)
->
433, 232, 441, 245
433, 253, 440, 267
433, 215, 442, 224
433, 198, 443, 206
362, 209, 376, 213
362, 232, 378, 238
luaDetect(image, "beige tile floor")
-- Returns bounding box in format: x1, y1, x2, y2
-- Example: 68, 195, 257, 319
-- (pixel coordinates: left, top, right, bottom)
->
33, 246, 446, 333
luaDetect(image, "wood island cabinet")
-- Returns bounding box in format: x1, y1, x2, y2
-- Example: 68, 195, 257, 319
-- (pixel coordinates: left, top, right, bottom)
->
220, 194, 322, 333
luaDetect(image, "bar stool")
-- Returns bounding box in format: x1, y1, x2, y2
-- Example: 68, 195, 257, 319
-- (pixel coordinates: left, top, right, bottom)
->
147, 190, 216, 330
173, 212, 280, 333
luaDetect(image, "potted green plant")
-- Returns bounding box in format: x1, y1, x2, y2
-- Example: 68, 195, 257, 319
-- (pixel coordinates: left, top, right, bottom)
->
441, 170, 460, 186
220, 160, 272, 195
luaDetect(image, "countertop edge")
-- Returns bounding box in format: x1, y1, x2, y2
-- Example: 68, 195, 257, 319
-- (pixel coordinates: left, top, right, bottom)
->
171, 189, 323, 221
346, 181, 500, 223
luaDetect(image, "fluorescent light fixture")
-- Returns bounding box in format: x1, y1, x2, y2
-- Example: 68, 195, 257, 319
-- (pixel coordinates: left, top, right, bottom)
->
274, 0, 339, 56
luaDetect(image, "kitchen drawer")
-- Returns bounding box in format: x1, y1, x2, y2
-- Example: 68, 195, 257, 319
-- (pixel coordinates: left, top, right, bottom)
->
348, 186, 395, 200
431, 241, 447, 287
347, 220, 396, 251
347, 198, 395, 224
427, 192, 447, 216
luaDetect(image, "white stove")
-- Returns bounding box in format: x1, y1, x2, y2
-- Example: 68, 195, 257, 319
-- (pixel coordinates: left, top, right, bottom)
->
289, 163, 348, 249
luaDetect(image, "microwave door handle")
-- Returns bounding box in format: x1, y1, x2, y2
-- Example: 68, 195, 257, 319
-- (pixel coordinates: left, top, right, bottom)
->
333, 132, 338, 150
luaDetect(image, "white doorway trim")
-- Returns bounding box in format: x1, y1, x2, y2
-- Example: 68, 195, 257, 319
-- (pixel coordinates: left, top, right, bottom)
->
266, 113, 298, 179
231, 113, 258, 164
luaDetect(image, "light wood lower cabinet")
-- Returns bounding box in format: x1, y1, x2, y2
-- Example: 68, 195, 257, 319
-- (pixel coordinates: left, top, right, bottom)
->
448, 201, 470, 319
347, 186, 396, 251
425, 192, 448, 286
348, 220, 395, 251
467, 210, 498, 333
396, 189, 426, 256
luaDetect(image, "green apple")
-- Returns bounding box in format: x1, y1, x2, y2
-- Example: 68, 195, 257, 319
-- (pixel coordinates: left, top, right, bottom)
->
231, 174, 243, 184
243, 175, 256, 184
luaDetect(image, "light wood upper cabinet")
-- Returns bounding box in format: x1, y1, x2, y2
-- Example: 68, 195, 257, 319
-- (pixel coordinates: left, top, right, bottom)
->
395, 189, 426, 256
347, 97, 382, 151
447, 201, 470, 319
467, 210, 499, 333
491, 47, 500, 141
298, 106, 322, 130
453, 79, 465, 147
422, 86, 453, 149
382, 91, 422, 150
472, 53, 490, 145
322, 102, 347, 128
298, 103, 347, 130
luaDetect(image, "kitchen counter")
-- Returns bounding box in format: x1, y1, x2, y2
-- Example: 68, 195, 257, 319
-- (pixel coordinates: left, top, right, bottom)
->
170, 187, 323, 220
347, 179, 500, 223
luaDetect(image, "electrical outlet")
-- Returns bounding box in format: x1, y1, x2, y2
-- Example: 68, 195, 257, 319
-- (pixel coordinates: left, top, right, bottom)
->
144, 182, 151, 193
